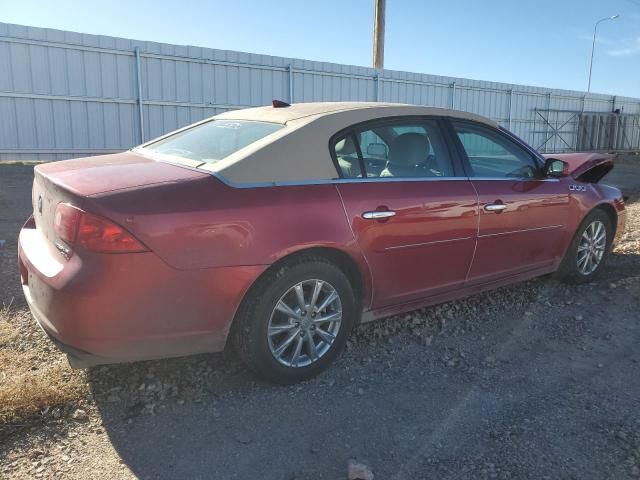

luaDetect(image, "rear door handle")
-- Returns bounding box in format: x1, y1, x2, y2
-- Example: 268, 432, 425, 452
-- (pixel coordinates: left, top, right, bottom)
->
484, 203, 507, 212
362, 210, 396, 220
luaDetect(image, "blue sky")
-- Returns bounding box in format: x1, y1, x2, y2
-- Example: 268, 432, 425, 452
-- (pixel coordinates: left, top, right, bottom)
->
3, 0, 640, 97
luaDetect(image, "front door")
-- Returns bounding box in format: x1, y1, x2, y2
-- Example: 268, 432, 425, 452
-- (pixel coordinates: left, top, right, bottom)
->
448, 120, 569, 282
332, 118, 478, 308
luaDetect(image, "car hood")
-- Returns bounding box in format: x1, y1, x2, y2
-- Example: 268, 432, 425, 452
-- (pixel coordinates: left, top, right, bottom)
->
34, 151, 209, 196
543, 152, 614, 183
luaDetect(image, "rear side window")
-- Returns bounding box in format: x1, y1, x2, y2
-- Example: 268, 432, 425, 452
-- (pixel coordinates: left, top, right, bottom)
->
332, 119, 455, 179
143, 120, 283, 164
451, 121, 540, 179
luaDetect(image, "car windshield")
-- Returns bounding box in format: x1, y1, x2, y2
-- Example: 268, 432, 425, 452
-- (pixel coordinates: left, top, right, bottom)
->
142, 119, 283, 164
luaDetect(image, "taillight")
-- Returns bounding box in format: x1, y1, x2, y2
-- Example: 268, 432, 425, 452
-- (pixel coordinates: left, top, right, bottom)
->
54, 203, 148, 253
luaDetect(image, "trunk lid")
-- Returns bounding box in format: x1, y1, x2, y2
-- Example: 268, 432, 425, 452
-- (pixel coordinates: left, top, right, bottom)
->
32, 152, 209, 247
543, 152, 614, 183
34, 151, 207, 196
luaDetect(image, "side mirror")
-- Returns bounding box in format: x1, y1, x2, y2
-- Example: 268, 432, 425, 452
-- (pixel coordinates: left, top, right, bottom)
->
366, 143, 388, 159
544, 158, 569, 178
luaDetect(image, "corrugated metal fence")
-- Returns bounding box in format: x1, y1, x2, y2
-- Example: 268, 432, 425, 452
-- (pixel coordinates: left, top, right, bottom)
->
1, 21, 639, 162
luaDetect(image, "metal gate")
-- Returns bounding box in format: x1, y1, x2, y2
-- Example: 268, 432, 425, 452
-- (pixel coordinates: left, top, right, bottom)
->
534, 109, 640, 153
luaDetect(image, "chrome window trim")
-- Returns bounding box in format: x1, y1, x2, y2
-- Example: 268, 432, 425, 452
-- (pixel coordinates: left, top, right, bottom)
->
208, 172, 474, 189
154, 158, 559, 188
470, 177, 560, 182
207, 172, 561, 189
333, 176, 468, 183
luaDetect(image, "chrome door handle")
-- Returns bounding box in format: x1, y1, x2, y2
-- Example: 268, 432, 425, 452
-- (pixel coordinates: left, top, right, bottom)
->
484, 203, 507, 212
362, 210, 396, 220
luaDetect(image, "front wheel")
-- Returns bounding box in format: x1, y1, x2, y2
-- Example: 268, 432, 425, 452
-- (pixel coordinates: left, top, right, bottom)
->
231, 256, 357, 384
556, 209, 613, 284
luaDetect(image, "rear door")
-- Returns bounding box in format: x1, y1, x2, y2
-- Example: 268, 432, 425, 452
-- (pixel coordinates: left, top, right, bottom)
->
333, 117, 478, 308
448, 120, 569, 283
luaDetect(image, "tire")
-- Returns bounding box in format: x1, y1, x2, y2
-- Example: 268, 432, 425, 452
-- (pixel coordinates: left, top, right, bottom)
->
231, 255, 357, 384
556, 209, 613, 284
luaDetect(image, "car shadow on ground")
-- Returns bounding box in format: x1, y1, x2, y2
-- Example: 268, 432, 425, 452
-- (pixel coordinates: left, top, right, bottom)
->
84, 253, 640, 479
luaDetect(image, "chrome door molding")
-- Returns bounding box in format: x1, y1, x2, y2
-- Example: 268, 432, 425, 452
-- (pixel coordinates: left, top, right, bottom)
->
478, 224, 564, 239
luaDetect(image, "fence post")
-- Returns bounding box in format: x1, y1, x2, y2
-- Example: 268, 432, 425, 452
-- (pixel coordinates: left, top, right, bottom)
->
544, 93, 552, 153
576, 96, 587, 151
450, 82, 456, 109
135, 47, 145, 143
532, 107, 537, 147
288, 64, 294, 103
637, 104, 640, 150
374, 72, 381, 102
507, 89, 513, 130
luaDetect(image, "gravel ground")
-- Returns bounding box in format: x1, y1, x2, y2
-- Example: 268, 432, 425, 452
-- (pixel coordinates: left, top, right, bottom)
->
1, 157, 639, 479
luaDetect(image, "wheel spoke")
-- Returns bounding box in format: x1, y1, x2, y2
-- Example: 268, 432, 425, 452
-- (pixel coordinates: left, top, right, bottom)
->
275, 300, 302, 320
290, 336, 304, 367
294, 283, 306, 310
581, 231, 591, 243
314, 311, 342, 324
593, 222, 603, 240
577, 244, 590, 252
273, 329, 300, 357
268, 324, 296, 336
315, 328, 336, 344
577, 251, 589, 267
309, 280, 323, 310
305, 333, 317, 361
585, 253, 593, 273
316, 290, 338, 312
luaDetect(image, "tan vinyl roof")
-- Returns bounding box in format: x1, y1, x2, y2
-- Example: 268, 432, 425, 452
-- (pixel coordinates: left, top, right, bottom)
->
215, 101, 497, 127
198, 102, 498, 184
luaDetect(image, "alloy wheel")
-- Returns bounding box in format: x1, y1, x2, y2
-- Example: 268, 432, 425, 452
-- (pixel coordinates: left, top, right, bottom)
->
267, 279, 342, 368
577, 220, 607, 275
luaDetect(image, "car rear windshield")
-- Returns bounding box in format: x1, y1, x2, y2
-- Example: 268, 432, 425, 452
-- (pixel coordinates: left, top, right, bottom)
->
142, 120, 283, 164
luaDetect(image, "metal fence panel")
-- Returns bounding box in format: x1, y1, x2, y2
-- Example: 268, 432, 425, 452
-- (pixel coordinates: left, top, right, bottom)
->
1, 21, 639, 161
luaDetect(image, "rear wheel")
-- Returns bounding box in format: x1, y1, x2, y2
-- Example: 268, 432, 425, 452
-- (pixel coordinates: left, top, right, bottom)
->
232, 256, 356, 384
556, 209, 613, 284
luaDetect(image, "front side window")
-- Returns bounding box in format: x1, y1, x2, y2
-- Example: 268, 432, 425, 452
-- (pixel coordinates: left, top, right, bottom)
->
332, 119, 455, 179
451, 121, 540, 179
142, 120, 283, 165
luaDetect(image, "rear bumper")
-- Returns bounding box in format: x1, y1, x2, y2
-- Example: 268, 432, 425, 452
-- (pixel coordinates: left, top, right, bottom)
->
24, 293, 107, 368
18, 227, 266, 367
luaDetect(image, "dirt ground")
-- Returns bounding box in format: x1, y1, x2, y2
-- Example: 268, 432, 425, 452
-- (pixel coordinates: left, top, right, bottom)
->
1, 157, 639, 479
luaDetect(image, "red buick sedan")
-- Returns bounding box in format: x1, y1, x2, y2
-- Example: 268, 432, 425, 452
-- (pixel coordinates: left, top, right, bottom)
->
18, 102, 625, 383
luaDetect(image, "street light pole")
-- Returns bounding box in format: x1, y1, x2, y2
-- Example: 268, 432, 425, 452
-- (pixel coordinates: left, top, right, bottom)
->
587, 15, 619, 92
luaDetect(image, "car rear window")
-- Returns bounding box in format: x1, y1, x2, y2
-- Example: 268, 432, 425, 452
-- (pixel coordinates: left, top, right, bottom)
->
142, 120, 283, 164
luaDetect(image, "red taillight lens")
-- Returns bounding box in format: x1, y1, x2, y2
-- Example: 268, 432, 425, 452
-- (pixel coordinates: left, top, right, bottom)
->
54, 203, 147, 253
54, 203, 82, 243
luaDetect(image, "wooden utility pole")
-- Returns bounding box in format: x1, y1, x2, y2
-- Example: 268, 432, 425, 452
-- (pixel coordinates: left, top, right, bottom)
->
372, 0, 386, 69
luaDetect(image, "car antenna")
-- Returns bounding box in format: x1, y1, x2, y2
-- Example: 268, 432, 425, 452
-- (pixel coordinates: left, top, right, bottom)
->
272, 99, 290, 108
